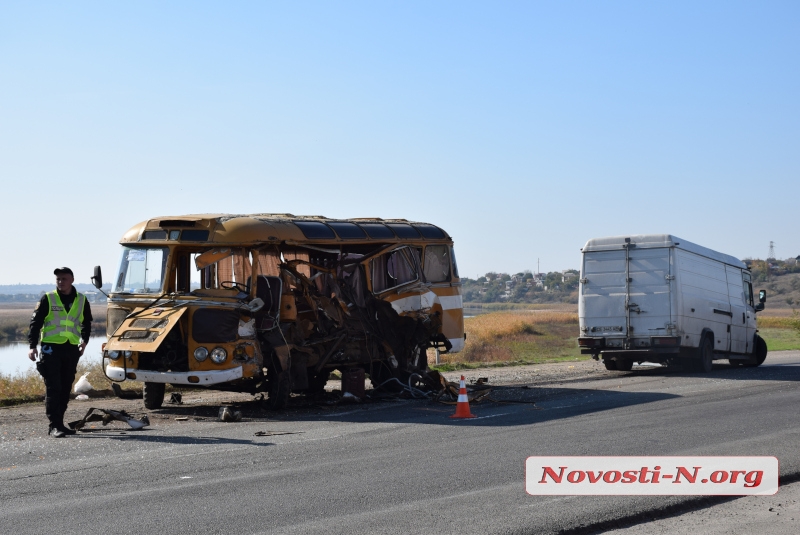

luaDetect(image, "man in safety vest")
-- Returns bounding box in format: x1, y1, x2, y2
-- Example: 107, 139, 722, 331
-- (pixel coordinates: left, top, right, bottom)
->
28, 267, 93, 437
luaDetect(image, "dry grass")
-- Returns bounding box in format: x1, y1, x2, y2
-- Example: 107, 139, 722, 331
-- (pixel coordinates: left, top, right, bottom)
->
757, 316, 797, 329
0, 359, 126, 406
0, 369, 44, 404
433, 311, 582, 368
464, 303, 578, 312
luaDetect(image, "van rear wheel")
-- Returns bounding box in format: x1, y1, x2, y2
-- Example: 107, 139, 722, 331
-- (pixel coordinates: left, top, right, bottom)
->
143, 382, 165, 409
616, 359, 634, 372
603, 359, 617, 371
697, 336, 714, 373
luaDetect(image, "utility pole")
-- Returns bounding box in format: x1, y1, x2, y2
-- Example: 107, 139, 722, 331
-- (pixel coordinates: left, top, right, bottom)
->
767, 241, 775, 282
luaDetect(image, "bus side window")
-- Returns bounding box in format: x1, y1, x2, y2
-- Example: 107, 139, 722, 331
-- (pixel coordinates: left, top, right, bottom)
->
371, 249, 418, 293
423, 245, 451, 282
176, 253, 190, 293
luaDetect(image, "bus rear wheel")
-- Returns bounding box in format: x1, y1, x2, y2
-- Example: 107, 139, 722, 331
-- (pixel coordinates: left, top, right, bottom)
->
266, 368, 290, 410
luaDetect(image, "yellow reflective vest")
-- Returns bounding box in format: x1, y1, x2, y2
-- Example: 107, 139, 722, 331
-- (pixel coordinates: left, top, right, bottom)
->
41, 291, 86, 345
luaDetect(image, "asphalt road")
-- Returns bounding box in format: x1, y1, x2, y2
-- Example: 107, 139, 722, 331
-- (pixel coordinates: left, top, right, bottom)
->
2, 351, 800, 535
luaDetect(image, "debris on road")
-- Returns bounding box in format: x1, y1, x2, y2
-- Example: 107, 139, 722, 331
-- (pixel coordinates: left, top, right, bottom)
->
218, 407, 242, 422
68, 408, 150, 431
254, 430, 304, 437
341, 392, 362, 403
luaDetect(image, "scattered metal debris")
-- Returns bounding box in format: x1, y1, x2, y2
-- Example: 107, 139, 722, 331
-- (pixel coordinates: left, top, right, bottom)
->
341, 392, 362, 403
169, 392, 183, 404
68, 408, 150, 431
218, 407, 242, 422
254, 430, 304, 437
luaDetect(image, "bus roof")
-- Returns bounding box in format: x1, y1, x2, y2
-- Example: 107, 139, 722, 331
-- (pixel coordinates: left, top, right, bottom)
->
120, 214, 453, 246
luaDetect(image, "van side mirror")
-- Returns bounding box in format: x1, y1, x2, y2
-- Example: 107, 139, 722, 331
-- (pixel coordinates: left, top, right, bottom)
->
759, 290, 766, 303
91, 266, 103, 289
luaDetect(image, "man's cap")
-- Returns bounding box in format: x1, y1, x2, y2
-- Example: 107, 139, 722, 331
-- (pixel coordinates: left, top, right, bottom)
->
54, 267, 74, 276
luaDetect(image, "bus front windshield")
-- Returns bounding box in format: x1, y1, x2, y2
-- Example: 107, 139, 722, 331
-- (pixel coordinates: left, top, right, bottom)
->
114, 246, 168, 294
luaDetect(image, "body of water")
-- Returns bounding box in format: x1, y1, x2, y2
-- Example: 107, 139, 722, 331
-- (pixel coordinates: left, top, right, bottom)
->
0, 336, 106, 377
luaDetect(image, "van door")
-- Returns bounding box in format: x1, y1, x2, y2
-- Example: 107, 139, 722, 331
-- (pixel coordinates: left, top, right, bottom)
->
726, 265, 747, 354
627, 247, 672, 341
581, 250, 627, 337
581, 246, 672, 343
742, 272, 757, 353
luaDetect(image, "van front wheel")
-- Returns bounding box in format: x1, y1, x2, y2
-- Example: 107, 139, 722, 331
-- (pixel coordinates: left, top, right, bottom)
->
743, 335, 768, 367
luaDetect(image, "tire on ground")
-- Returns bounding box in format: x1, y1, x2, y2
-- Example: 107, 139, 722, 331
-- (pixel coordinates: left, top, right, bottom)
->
143, 382, 165, 410
697, 335, 714, 373
743, 335, 768, 367
266, 368, 291, 409
615, 359, 634, 372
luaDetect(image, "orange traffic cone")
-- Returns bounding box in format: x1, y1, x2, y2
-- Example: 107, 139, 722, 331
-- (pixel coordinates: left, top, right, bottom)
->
450, 375, 477, 418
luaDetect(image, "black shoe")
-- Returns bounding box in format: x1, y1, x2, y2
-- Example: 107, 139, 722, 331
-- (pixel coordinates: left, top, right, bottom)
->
49, 427, 66, 438
58, 426, 76, 436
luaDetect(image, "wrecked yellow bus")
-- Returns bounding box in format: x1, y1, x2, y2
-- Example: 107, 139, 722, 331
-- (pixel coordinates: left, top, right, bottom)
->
95, 214, 464, 409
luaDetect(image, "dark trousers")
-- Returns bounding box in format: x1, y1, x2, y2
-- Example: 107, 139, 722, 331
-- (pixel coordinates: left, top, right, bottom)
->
36, 343, 80, 429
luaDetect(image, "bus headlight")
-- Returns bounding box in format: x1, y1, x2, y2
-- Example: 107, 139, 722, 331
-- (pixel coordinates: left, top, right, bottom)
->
194, 347, 209, 362
123, 350, 133, 358
210, 347, 227, 364
107, 350, 120, 358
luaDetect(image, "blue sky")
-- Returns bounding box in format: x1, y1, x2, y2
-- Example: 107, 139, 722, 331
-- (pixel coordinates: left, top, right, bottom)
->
1, 1, 798, 285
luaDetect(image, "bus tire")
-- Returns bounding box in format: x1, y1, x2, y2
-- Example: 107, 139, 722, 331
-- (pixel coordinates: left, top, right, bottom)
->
603, 359, 617, 371
143, 382, 165, 410
306, 371, 330, 394
266, 368, 291, 410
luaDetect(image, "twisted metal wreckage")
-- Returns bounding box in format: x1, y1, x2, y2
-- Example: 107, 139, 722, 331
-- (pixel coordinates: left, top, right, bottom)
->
98, 214, 466, 409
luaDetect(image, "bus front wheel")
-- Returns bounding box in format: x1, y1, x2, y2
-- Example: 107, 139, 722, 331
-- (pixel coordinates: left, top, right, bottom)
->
143, 382, 165, 409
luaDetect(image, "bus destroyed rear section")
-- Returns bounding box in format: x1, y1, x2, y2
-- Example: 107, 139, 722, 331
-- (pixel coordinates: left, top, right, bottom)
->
100, 216, 464, 409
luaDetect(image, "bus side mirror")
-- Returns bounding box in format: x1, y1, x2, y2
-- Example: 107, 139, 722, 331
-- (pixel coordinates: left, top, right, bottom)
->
92, 266, 103, 289
759, 290, 766, 303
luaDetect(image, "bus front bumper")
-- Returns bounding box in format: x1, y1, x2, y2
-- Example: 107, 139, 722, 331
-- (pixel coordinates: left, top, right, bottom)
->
105, 366, 244, 386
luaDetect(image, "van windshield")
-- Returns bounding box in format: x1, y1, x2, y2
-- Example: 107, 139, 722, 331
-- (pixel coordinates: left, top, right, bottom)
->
114, 246, 168, 294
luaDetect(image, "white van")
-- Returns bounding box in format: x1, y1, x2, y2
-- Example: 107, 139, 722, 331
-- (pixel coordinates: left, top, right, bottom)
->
577, 235, 767, 372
